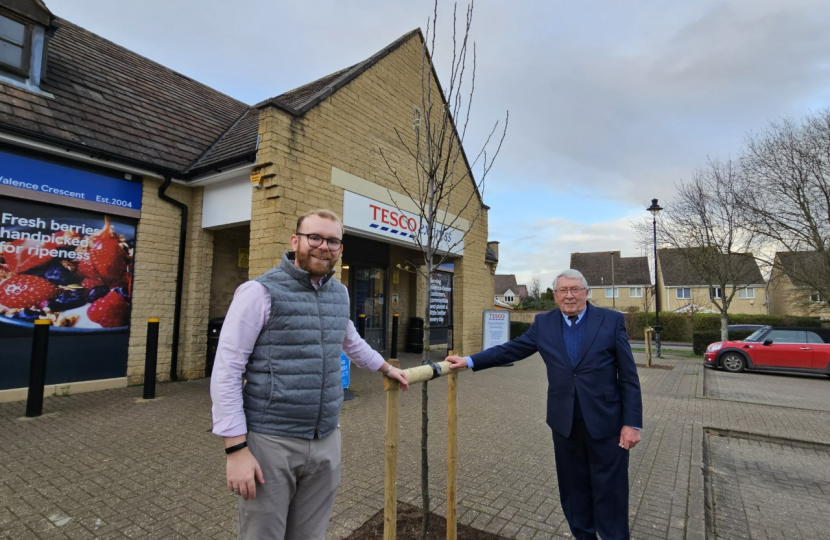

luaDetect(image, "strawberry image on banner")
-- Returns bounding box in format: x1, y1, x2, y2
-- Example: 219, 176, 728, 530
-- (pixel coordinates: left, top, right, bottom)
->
0, 196, 138, 390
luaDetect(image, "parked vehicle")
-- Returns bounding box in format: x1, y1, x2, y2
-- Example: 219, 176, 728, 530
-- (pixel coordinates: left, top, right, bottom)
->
704, 326, 830, 376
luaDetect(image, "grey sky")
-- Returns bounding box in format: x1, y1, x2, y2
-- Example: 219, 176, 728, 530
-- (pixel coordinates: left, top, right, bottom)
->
47, 0, 830, 288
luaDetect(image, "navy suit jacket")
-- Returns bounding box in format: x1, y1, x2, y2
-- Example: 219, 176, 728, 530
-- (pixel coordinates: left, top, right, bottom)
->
471, 303, 642, 440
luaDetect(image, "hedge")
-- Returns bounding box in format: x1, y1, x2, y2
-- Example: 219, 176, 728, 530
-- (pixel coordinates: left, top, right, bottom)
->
693, 313, 821, 332
623, 312, 693, 342
691, 330, 757, 355
510, 321, 531, 339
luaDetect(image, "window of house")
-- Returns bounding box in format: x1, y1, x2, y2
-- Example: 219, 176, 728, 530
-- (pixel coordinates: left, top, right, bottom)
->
710, 287, 722, 300
605, 287, 619, 298
738, 287, 755, 299
677, 288, 691, 299
505, 295, 513, 303
810, 291, 822, 303
0, 12, 31, 77
630, 287, 643, 298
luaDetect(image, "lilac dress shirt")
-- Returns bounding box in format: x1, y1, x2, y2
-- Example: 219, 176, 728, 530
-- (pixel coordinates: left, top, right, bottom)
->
210, 280, 385, 437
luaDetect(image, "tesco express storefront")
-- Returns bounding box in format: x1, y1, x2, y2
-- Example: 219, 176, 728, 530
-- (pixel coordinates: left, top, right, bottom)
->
201, 166, 464, 355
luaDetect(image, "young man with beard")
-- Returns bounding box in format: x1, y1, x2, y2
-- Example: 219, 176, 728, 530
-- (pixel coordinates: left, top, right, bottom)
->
210, 209, 409, 540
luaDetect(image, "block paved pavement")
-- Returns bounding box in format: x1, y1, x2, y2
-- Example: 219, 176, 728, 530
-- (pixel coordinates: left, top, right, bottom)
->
3, 350, 830, 539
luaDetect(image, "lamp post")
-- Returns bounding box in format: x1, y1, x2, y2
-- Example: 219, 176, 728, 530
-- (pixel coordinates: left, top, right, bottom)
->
647, 198, 663, 357
610, 251, 616, 310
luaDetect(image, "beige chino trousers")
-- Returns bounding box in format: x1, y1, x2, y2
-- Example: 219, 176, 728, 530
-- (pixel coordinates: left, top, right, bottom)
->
238, 428, 341, 540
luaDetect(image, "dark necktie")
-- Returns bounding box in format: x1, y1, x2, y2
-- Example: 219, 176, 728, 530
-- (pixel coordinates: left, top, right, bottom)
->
568, 315, 578, 326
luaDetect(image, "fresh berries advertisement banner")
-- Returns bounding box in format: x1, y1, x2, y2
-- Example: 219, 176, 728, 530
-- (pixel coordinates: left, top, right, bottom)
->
0, 197, 136, 390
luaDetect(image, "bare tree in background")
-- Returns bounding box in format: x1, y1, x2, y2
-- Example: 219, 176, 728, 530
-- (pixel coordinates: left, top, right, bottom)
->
379, 1, 507, 537
740, 110, 830, 311
528, 276, 542, 301
635, 158, 763, 340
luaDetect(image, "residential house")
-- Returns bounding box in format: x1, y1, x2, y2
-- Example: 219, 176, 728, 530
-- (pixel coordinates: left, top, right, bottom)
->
494, 274, 524, 306
656, 249, 766, 314
570, 251, 651, 311
768, 251, 830, 317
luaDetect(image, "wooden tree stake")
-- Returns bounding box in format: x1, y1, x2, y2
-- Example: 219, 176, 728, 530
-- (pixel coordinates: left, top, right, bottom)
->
384, 359, 400, 540
447, 350, 458, 540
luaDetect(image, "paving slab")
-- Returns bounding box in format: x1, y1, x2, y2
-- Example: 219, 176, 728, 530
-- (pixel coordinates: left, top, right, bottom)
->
3, 350, 830, 539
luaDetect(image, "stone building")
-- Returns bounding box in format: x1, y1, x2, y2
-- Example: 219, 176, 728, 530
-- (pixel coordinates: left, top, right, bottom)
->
768, 251, 830, 318
570, 251, 651, 311
656, 248, 766, 314
494, 274, 523, 306
0, 1, 496, 400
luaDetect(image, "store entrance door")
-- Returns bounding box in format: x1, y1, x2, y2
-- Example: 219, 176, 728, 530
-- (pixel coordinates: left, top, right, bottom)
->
353, 267, 387, 352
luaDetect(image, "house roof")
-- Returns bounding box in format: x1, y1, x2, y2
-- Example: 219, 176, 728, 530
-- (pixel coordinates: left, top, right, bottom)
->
0, 18, 250, 175
658, 248, 764, 287
774, 251, 830, 288
494, 274, 519, 295
570, 251, 650, 286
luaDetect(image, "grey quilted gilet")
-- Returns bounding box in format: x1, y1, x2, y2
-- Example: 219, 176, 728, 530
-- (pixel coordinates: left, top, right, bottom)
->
243, 252, 349, 439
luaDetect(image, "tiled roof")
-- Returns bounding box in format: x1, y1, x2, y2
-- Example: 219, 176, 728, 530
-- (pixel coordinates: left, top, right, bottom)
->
185, 30, 419, 174
255, 30, 419, 114
774, 251, 830, 288
187, 108, 258, 173
494, 274, 519, 295
0, 18, 249, 174
570, 251, 650, 286
275, 65, 357, 110
658, 248, 764, 287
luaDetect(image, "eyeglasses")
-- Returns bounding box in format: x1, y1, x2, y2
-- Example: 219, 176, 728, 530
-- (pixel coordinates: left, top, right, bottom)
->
296, 232, 343, 251
554, 287, 585, 295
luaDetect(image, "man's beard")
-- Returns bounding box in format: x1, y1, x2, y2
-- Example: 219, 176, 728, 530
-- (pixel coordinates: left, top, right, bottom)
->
295, 248, 337, 277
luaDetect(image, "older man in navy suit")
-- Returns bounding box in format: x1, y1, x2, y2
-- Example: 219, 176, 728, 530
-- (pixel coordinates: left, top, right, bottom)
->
447, 268, 642, 540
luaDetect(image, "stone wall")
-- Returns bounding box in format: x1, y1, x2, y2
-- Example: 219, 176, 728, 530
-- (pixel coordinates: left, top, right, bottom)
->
128, 177, 213, 384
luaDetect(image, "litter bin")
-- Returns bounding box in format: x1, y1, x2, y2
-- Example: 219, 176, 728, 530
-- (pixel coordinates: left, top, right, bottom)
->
206, 317, 225, 377
406, 317, 424, 354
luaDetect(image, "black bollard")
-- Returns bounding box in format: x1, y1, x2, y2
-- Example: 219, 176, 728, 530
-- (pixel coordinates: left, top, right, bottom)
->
26, 320, 51, 418
391, 313, 399, 359
143, 318, 160, 400
358, 313, 366, 339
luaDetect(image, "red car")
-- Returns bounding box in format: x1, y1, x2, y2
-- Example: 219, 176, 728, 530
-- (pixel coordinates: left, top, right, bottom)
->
704, 326, 830, 376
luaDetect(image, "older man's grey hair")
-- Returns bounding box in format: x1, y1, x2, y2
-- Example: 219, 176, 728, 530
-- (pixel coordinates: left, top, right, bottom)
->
553, 269, 589, 290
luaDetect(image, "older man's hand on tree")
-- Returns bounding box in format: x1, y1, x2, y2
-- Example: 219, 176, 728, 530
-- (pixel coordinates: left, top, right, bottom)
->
446, 355, 468, 370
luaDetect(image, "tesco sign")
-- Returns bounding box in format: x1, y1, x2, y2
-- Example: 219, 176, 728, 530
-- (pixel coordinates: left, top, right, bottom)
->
370, 204, 419, 233
343, 191, 464, 255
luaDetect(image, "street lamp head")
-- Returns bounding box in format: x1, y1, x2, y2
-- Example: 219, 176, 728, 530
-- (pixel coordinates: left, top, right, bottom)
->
647, 198, 663, 216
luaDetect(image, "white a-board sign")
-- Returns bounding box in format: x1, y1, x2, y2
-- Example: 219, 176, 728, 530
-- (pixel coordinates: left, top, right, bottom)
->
482, 310, 511, 349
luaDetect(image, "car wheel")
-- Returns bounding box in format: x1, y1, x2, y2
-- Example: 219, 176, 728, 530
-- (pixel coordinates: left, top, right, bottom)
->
721, 352, 746, 373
